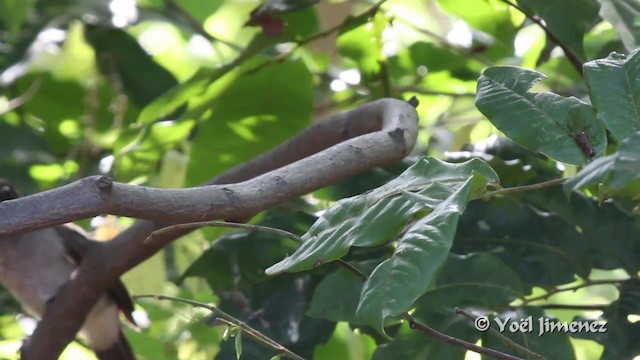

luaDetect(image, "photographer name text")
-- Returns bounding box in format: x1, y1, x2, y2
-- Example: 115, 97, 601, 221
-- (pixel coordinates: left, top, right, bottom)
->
474, 315, 607, 336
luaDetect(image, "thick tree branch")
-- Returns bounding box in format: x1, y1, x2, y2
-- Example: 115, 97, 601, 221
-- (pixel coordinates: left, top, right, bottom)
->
15, 98, 419, 359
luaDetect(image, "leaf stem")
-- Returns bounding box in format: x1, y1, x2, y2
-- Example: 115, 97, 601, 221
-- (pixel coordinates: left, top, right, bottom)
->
522, 279, 625, 304
145, 220, 302, 244
134, 294, 306, 360
484, 178, 567, 198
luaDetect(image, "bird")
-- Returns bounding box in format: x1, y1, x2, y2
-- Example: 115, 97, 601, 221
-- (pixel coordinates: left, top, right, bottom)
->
0, 179, 137, 359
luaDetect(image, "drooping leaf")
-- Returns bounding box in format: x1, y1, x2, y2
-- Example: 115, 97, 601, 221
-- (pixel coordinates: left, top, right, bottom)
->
476, 66, 606, 165
584, 49, 640, 142
266, 158, 499, 275
516, 0, 599, 61
598, 0, 640, 52
355, 175, 490, 335
564, 131, 640, 199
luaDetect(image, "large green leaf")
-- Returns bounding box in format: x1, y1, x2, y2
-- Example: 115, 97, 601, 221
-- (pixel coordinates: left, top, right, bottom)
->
476, 66, 606, 165
516, 0, 599, 61
355, 176, 489, 335
266, 158, 499, 275
186, 57, 313, 185
564, 131, 640, 199
584, 49, 640, 142
598, 0, 640, 52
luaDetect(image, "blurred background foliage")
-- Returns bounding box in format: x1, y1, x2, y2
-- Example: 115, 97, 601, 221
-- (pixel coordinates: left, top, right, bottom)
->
0, 0, 639, 359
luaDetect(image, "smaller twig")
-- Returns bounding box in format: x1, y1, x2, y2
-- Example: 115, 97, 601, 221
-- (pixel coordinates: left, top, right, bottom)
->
163, 0, 242, 51
521, 279, 624, 305
134, 294, 306, 360
483, 178, 566, 198
498, 0, 583, 76
1, 77, 42, 115
145, 220, 301, 244
401, 314, 524, 360
246, 0, 387, 74
455, 308, 543, 360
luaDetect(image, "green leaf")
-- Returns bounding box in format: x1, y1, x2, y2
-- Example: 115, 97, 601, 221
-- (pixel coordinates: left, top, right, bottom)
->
137, 34, 277, 125
420, 253, 524, 310
235, 330, 242, 360
476, 66, 606, 165
516, 0, 599, 61
355, 176, 481, 335
599, 0, 640, 52
266, 158, 499, 275
584, 49, 640, 142
564, 131, 640, 198
336, 12, 386, 80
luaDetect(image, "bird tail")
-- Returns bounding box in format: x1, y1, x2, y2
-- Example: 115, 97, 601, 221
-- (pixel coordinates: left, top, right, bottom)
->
94, 330, 135, 360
